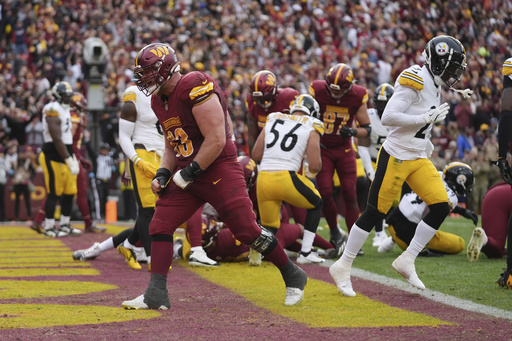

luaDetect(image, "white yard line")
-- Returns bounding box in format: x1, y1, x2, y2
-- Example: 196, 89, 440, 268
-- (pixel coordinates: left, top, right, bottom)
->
321, 261, 512, 320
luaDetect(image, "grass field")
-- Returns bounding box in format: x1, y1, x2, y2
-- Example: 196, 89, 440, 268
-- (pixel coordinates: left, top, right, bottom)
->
315, 215, 510, 312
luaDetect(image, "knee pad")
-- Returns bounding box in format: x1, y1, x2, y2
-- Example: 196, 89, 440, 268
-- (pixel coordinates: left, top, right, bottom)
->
424, 202, 451, 228
249, 226, 278, 256
356, 204, 386, 232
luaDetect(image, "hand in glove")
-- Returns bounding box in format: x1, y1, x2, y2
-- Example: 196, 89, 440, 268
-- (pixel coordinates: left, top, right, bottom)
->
152, 168, 172, 195
173, 161, 203, 190
339, 127, 357, 138
495, 158, 512, 189
462, 209, 479, 225
423, 102, 450, 124
133, 156, 158, 178
65, 155, 80, 175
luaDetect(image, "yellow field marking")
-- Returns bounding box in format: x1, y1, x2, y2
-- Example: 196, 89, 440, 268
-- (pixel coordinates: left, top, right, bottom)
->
0, 240, 65, 247
2, 257, 79, 264
0, 304, 160, 329
0, 280, 116, 299
0, 268, 99, 277
0, 251, 76, 258
2, 262, 91, 268
188, 262, 452, 328
0, 247, 70, 252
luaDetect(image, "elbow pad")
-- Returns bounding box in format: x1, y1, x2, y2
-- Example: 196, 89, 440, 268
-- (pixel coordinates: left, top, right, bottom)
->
360, 123, 371, 137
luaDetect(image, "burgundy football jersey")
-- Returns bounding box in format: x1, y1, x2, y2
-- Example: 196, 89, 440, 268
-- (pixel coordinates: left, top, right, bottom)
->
246, 87, 300, 131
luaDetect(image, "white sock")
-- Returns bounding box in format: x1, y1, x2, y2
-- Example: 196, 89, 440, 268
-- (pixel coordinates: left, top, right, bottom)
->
406, 220, 437, 257
44, 218, 55, 230
300, 230, 316, 254
190, 246, 202, 253
99, 237, 114, 252
340, 224, 370, 266
60, 215, 70, 226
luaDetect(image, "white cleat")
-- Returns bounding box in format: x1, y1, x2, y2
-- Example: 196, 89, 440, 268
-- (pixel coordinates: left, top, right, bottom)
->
59, 224, 82, 236
378, 236, 396, 253
329, 261, 356, 297
73, 242, 101, 261
189, 249, 220, 267
122, 294, 168, 310
296, 251, 325, 264
133, 247, 149, 263
372, 231, 388, 247
284, 287, 304, 306
467, 227, 488, 263
392, 252, 425, 290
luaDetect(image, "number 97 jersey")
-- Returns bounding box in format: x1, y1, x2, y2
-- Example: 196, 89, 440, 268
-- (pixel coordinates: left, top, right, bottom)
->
259, 112, 324, 172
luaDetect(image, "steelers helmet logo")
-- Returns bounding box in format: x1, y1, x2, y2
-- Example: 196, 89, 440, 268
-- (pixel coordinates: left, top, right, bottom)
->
435, 42, 449, 55
456, 174, 467, 186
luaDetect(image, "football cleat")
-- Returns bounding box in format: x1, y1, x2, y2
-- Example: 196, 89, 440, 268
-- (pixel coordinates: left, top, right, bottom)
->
329, 235, 348, 258
296, 251, 325, 264
497, 268, 512, 289
392, 252, 425, 290
378, 236, 396, 253
43, 227, 68, 238
467, 227, 488, 263
85, 223, 106, 233
189, 249, 220, 267
133, 247, 149, 263
283, 264, 308, 306
30, 222, 45, 234
59, 224, 82, 236
73, 242, 101, 261
122, 294, 169, 310
372, 230, 388, 247
284, 287, 304, 306
248, 248, 262, 266
329, 260, 356, 297
117, 245, 142, 270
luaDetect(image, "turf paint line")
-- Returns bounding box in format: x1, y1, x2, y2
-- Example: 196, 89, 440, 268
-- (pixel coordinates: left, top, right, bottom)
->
321, 261, 512, 321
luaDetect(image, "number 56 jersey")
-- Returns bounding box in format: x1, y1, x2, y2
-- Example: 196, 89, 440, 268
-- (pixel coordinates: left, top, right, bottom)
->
259, 112, 324, 172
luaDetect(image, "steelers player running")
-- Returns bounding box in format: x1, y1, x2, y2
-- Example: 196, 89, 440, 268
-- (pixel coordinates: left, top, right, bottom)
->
39, 81, 82, 237
252, 94, 325, 264
358, 83, 394, 247
330, 35, 472, 296
122, 43, 307, 310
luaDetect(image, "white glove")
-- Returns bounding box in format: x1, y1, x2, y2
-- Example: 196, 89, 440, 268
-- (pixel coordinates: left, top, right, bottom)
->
423, 102, 450, 124
65, 155, 80, 175
172, 169, 192, 189
426, 140, 434, 158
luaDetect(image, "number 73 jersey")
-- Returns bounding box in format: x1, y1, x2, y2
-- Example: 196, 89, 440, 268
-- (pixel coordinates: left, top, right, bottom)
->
259, 112, 324, 172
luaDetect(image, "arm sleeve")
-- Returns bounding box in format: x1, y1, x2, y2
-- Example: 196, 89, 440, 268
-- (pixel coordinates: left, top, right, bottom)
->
118, 118, 138, 161
498, 111, 512, 159
358, 146, 375, 181
381, 86, 425, 126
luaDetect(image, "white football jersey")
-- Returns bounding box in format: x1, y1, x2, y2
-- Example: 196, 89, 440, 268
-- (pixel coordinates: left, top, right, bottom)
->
502, 57, 512, 81
122, 85, 165, 154
259, 112, 324, 172
383, 64, 441, 160
398, 179, 458, 224
42, 101, 73, 145
367, 108, 390, 161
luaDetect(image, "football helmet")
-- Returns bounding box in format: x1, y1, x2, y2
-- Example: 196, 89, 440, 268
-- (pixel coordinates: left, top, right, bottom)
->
422, 35, 467, 87
201, 214, 221, 250
250, 70, 278, 109
373, 83, 394, 117
237, 155, 258, 189
442, 162, 474, 196
290, 94, 320, 119
52, 81, 73, 107
71, 92, 87, 113
134, 43, 180, 96
325, 63, 353, 99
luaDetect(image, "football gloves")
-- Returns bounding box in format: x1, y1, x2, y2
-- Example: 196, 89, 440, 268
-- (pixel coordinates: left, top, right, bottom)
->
339, 127, 357, 138
462, 209, 479, 226
423, 102, 450, 124
65, 155, 80, 175
153, 168, 172, 194
133, 156, 158, 178
495, 158, 512, 188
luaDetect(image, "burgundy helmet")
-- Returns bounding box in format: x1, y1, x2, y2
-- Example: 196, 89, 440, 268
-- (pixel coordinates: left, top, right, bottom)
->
237, 155, 258, 189
250, 70, 278, 109
71, 92, 87, 113
325, 63, 353, 99
133, 43, 180, 96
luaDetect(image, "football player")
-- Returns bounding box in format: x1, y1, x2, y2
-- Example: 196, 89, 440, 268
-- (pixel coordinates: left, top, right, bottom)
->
378, 162, 478, 255
330, 35, 471, 296
38, 81, 82, 237
122, 43, 307, 310
358, 83, 395, 247
309, 63, 371, 254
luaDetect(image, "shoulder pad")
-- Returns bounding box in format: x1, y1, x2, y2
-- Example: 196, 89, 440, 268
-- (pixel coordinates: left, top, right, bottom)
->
122, 90, 137, 103
398, 65, 424, 91
308, 83, 316, 97
502, 58, 512, 76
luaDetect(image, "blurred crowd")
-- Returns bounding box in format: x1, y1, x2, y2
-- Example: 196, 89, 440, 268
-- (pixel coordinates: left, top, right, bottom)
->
0, 0, 511, 219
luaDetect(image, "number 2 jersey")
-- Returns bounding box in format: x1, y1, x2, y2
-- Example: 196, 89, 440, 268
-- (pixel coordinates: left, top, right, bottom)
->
150, 71, 237, 169
259, 112, 324, 172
